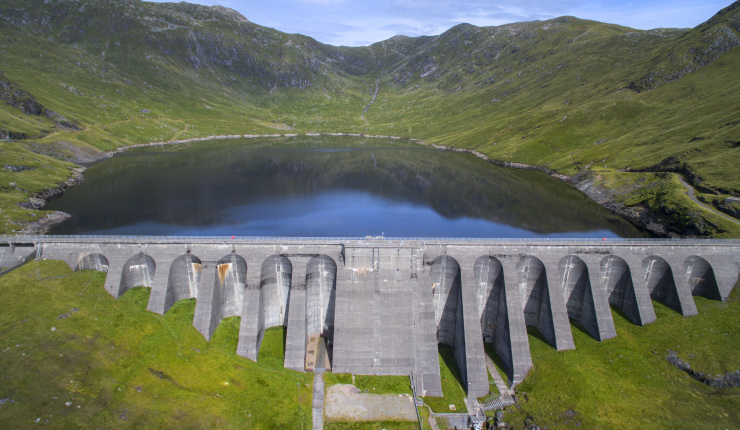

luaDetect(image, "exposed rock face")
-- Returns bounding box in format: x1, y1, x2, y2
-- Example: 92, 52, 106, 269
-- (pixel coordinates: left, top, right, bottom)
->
18, 167, 84, 209
573, 175, 669, 237
667, 350, 740, 388
719, 198, 740, 219
629, 2, 740, 92
2, 0, 737, 95
20, 211, 71, 234
0, 71, 79, 132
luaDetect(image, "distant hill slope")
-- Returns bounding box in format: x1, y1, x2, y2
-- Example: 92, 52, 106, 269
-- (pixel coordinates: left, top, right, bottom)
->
0, 0, 738, 237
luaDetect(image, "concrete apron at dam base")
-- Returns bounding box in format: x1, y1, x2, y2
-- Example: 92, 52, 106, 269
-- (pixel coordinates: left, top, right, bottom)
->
2, 236, 739, 401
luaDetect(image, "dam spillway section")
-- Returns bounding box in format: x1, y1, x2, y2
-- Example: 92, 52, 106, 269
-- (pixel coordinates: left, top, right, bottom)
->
2, 235, 739, 399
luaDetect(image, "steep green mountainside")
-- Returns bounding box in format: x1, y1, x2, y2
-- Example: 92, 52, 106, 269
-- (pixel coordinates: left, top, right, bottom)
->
0, 0, 738, 236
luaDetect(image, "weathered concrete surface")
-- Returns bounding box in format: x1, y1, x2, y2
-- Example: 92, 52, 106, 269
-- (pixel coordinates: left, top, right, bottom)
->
284, 285, 307, 371
0, 243, 36, 276
9, 236, 738, 398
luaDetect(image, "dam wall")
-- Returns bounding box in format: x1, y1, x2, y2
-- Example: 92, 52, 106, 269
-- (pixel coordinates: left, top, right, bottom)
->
4, 236, 739, 399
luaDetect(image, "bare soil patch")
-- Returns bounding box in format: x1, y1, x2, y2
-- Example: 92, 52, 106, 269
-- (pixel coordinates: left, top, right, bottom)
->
324, 383, 417, 423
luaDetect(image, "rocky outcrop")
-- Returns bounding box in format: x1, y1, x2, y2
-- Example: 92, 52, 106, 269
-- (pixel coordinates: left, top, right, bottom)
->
667, 350, 740, 388
572, 174, 669, 237
0, 71, 79, 132
629, 2, 740, 92
18, 167, 85, 210
20, 211, 71, 234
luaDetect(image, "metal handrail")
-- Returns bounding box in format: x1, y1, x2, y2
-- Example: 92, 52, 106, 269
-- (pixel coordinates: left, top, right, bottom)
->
2, 234, 739, 246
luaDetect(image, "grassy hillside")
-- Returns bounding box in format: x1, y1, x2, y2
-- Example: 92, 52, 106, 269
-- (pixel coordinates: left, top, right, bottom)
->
0, 0, 738, 236
0, 260, 313, 428
497, 284, 740, 429
0, 260, 736, 428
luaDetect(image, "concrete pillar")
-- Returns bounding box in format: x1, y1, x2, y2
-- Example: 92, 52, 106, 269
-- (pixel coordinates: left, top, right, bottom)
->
542, 267, 575, 350
582, 257, 617, 340
501, 258, 532, 386
218, 254, 247, 319
411, 264, 443, 397
458, 267, 492, 398
618, 254, 656, 325
284, 286, 307, 372
236, 287, 264, 362
559, 255, 615, 342
661, 255, 698, 316
193, 263, 222, 341
59, 250, 81, 271
102, 255, 128, 298
147, 257, 176, 315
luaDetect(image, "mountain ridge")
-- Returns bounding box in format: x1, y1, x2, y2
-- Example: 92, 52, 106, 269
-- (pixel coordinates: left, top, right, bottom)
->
0, 0, 738, 237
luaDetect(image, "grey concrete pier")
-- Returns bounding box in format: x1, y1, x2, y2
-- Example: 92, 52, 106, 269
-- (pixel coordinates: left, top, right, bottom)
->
7, 235, 739, 399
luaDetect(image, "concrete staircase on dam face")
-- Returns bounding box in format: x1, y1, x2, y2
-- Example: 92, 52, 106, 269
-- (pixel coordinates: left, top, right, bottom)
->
9, 237, 740, 399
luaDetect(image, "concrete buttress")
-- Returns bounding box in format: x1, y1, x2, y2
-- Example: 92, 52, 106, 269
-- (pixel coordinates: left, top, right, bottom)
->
16, 236, 737, 399
501, 258, 533, 386
542, 265, 575, 350
193, 263, 221, 340
614, 254, 656, 325
458, 267, 492, 398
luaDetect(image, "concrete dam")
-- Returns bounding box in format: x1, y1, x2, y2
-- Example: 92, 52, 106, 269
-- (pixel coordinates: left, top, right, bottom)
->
2, 236, 739, 399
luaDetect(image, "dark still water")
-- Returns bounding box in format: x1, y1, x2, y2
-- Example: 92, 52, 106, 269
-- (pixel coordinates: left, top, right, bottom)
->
46, 136, 644, 238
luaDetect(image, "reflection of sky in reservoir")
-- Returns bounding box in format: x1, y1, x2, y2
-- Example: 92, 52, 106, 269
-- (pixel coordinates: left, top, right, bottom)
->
46, 136, 645, 238
94, 190, 620, 238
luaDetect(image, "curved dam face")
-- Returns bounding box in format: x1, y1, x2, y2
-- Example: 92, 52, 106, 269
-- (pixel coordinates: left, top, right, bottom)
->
18, 236, 740, 399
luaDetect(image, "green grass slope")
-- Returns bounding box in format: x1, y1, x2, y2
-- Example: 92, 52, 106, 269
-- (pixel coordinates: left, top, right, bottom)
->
0, 260, 312, 429
497, 286, 740, 429
0, 261, 737, 429
0, 0, 738, 236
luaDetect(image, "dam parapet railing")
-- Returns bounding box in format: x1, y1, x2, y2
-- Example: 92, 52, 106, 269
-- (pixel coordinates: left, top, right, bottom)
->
1, 234, 739, 402
3, 234, 740, 246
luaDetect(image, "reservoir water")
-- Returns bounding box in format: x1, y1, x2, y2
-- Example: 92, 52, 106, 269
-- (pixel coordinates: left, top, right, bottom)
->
46, 136, 644, 238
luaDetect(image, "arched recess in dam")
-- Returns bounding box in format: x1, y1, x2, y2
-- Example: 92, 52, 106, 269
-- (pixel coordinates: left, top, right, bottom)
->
74, 253, 109, 272
118, 252, 156, 298
643, 255, 683, 314
683, 256, 722, 301
164, 253, 202, 314
432, 254, 484, 393
476, 256, 516, 377
518, 256, 560, 348
601, 255, 645, 325
560, 255, 601, 341
431, 255, 461, 348
216, 253, 247, 319
260, 255, 292, 328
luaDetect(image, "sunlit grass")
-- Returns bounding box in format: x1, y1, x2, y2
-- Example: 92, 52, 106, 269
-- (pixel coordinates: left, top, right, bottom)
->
0, 260, 313, 429
499, 284, 740, 429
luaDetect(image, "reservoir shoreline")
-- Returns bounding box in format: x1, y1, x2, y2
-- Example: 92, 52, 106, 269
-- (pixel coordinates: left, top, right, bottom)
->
22, 132, 658, 236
